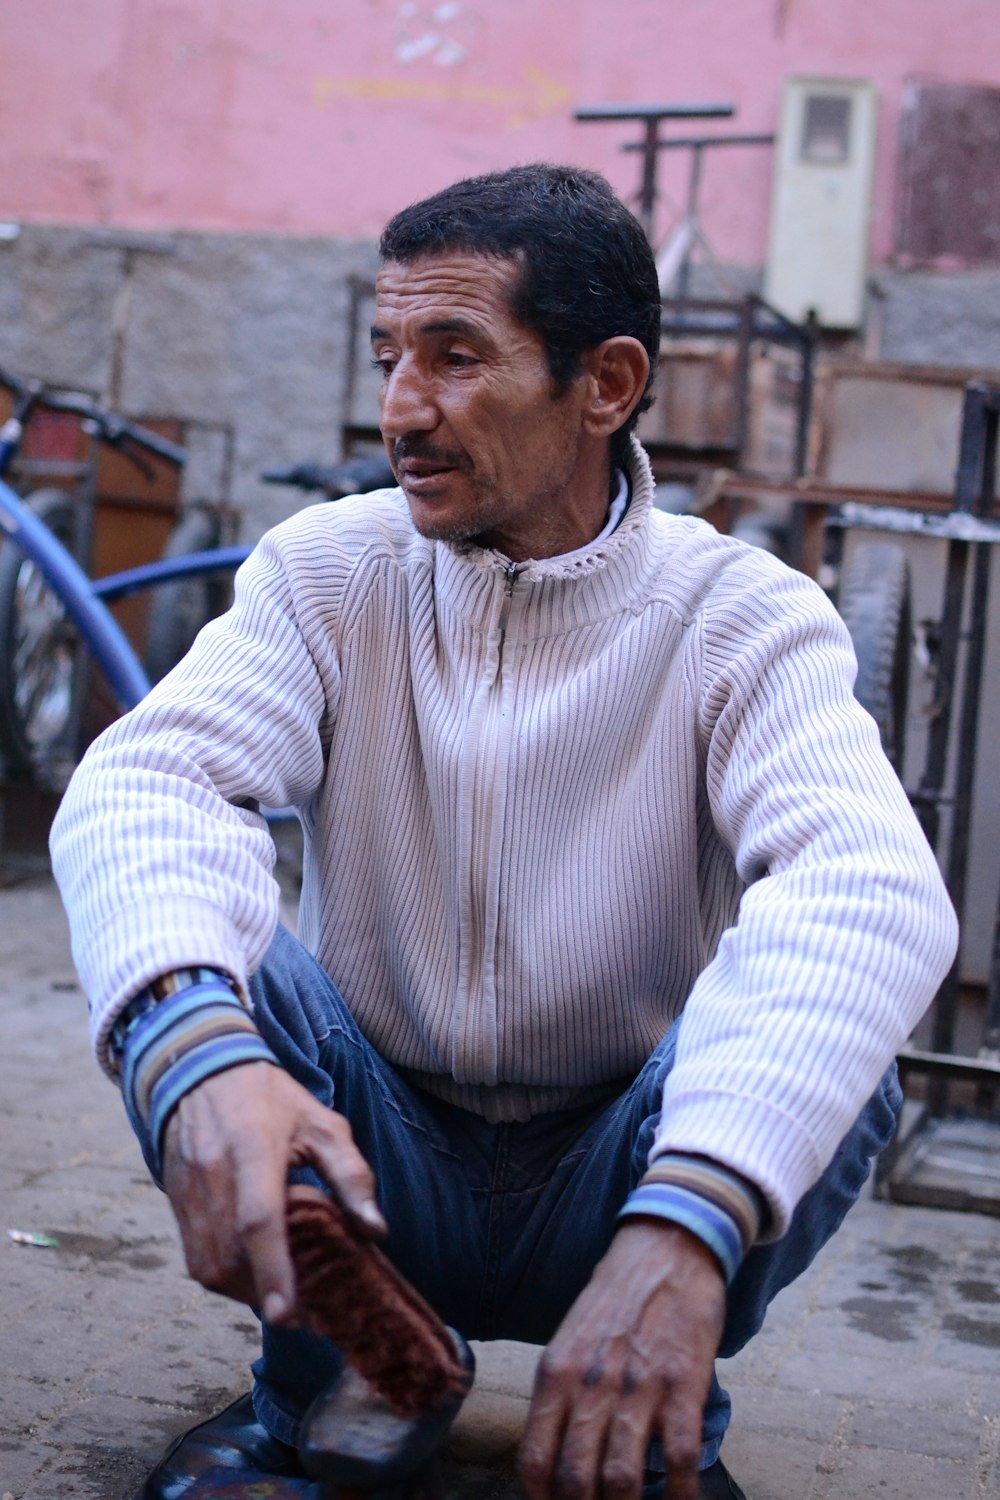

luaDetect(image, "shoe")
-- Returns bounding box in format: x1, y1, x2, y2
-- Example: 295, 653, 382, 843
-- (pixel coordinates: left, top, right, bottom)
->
298, 1327, 475, 1487
642, 1457, 748, 1500
699, 1458, 748, 1499
136, 1392, 319, 1498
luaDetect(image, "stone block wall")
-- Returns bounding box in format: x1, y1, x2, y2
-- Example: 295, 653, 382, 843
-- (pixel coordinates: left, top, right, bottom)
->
0, 223, 379, 540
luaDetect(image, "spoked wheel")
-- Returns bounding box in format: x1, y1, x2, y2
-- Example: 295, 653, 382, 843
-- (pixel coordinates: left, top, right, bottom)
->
145, 504, 232, 682
836, 539, 912, 775
0, 487, 88, 789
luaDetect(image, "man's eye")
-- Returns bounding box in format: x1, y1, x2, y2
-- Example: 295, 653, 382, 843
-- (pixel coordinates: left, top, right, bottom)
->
370, 356, 396, 376
444, 352, 477, 368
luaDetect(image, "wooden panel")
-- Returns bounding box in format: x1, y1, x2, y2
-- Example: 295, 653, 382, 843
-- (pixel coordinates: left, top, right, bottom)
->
90, 493, 179, 665
813, 361, 1000, 494
638, 345, 739, 452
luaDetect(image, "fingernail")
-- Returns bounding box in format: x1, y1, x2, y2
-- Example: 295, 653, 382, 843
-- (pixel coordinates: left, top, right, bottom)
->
263, 1292, 287, 1324
361, 1202, 388, 1232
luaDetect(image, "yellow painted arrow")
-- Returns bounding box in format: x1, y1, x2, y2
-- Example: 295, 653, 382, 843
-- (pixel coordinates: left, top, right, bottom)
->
312, 65, 571, 128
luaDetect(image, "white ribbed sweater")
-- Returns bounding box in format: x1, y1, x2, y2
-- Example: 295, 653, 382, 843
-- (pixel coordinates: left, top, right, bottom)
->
50, 440, 957, 1234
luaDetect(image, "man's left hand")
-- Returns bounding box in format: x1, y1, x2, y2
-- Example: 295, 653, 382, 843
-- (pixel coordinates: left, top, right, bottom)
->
518, 1220, 726, 1500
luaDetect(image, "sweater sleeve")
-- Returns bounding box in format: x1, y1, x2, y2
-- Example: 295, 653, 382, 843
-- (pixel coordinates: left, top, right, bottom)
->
647, 550, 958, 1237
49, 517, 341, 1076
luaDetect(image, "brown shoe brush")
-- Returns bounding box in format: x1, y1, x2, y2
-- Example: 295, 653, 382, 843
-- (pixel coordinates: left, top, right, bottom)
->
287, 1184, 474, 1488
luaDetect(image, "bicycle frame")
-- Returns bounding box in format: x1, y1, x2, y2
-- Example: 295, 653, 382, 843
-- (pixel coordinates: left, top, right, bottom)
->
0, 476, 249, 714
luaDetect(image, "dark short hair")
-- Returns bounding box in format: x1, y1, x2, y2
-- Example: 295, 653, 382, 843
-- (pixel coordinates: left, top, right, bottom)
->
379, 164, 661, 466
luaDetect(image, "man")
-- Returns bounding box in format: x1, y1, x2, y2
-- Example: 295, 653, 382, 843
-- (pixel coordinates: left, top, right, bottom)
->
51, 164, 956, 1500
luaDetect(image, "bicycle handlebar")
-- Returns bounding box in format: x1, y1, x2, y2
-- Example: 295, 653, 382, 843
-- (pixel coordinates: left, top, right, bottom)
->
41, 389, 188, 467
260, 454, 396, 498
0, 364, 188, 469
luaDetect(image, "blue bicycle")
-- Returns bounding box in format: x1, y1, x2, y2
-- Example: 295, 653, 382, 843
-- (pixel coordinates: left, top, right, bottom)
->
0, 469, 247, 788
0, 379, 394, 790
0, 371, 236, 787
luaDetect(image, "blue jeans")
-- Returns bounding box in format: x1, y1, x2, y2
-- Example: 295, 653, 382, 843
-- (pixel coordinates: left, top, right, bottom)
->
235, 927, 902, 1469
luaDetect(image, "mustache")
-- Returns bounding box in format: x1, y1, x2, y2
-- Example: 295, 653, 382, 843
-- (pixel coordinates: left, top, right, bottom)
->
392, 436, 469, 469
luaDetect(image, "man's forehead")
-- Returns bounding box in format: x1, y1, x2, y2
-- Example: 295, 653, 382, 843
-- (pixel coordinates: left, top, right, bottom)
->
374, 251, 524, 329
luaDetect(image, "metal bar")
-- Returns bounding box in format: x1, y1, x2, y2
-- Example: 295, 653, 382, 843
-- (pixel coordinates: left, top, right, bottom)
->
7, 459, 92, 480
979, 390, 999, 520
982, 904, 1000, 1054
91, 546, 252, 603
748, 293, 810, 338
909, 534, 968, 857
573, 103, 735, 123
661, 298, 742, 315
624, 132, 775, 152
730, 297, 755, 461
794, 323, 816, 479
675, 143, 705, 299
953, 384, 988, 514
974, 404, 1000, 1059
719, 480, 956, 513
638, 117, 659, 240
0, 478, 150, 709
929, 398, 998, 1061
829, 504, 1000, 542
931, 532, 993, 1054
897, 1047, 1000, 1084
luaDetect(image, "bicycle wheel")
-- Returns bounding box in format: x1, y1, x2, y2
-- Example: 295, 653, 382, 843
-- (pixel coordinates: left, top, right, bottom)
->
837, 539, 912, 775
145, 504, 233, 682
0, 487, 88, 788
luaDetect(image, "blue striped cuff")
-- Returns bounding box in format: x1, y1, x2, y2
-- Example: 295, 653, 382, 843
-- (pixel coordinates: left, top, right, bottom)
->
120, 981, 279, 1179
617, 1155, 765, 1284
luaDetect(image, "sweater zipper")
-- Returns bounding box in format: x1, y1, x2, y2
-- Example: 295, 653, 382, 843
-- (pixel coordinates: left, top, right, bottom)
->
496, 561, 521, 665
453, 559, 522, 1083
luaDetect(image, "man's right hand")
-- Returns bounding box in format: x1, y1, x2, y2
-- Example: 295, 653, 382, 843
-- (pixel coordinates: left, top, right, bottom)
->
161, 1060, 386, 1325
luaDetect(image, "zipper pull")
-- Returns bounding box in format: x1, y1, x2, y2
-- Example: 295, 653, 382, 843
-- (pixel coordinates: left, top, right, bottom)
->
496, 562, 520, 647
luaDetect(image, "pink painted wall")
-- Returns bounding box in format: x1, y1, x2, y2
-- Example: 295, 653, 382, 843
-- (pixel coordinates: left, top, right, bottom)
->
2, 0, 997, 261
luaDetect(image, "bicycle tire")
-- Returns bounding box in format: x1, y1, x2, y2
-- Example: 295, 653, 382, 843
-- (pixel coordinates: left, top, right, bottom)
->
0, 487, 88, 788
145, 504, 231, 682
836, 539, 912, 775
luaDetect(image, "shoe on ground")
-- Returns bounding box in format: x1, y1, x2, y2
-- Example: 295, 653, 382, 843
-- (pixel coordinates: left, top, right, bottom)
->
643, 1456, 748, 1500
699, 1458, 748, 1499
136, 1392, 320, 1498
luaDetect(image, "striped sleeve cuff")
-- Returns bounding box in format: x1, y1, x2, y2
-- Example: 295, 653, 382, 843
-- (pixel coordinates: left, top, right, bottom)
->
617, 1153, 765, 1284
120, 979, 279, 1178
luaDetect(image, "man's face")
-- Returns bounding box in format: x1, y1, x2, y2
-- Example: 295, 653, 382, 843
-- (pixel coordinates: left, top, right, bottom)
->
372, 253, 599, 560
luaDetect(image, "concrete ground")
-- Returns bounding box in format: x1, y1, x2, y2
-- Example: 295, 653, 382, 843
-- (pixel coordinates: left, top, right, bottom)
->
2, 869, 999, 1500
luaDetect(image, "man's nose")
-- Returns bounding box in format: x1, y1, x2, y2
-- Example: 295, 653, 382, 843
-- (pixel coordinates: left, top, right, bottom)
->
379, 360, 437, 438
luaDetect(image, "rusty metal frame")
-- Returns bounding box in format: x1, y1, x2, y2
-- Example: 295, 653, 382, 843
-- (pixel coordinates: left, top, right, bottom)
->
872, 382, 1000, 1211
654, 293, 816, 481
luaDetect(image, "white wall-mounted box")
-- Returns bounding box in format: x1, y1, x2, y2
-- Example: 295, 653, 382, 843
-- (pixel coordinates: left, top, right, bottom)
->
764, 76, 878, 329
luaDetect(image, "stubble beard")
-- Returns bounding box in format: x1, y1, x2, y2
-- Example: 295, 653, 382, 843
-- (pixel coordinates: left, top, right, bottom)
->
405, 472, 508, 547
403, 436, 583, 556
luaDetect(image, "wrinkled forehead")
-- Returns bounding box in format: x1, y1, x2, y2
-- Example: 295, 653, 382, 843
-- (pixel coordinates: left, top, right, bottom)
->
373, 251, 527, 333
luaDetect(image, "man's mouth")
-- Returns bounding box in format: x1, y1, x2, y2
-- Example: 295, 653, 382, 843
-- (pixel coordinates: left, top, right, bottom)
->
397, 465, 458, 499
399, 460, 455, 478
394, 449, 467, 495
392, 442, 466, 482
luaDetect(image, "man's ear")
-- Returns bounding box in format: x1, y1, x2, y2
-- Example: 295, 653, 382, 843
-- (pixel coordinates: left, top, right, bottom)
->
580, 337, 651, 438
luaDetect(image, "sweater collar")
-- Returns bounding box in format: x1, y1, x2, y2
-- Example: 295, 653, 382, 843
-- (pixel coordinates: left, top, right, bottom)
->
432, 437, 660, 632
442, 434, 656, 579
